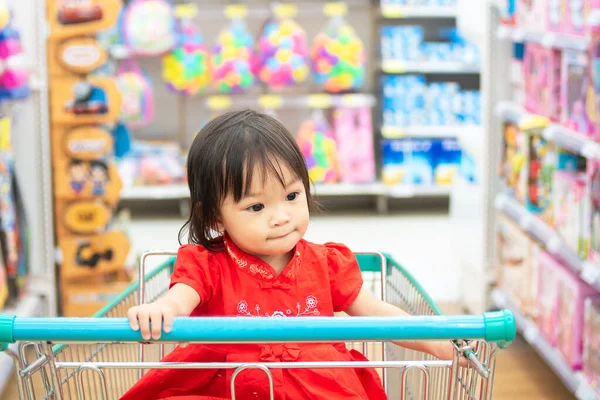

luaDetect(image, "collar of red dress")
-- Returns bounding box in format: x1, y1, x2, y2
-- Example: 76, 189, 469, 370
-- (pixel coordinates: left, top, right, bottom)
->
222, 234, 302, 282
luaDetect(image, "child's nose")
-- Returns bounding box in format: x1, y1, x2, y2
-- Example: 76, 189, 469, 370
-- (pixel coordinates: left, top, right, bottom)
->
270, 209, 291, 227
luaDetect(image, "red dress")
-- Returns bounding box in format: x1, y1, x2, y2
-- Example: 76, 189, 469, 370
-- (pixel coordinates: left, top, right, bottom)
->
120, 237, 387, 400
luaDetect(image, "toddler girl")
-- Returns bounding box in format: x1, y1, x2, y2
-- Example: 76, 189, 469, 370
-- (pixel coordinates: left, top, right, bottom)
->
122, 110, 457, 400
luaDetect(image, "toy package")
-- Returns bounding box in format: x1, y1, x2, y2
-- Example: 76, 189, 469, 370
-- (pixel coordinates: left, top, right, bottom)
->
117, 140, 186, 187
536, 251, 564, 345
583, 298, 600, 396
496, 216, 540, 318
501, 122, 527, 202
432, 138, 461, 185
0, 16, 29, 101
525, 133, 555, 222
212, 18, 257, 94
586, 160, 600, 262
311, 15, 365, 93
561, 51, 596, 136
116, 60, 154, 129
332, 107, 375, 184
556, 268, 600, 369
257, 13, 309, 88
553, 171, 587, 257
517, 0, 548, 33
297, 111, 340, 184
522, 43, 561, 119
549, 0, 600, 36
120, 0, 176, 57
162, 5, 210, 96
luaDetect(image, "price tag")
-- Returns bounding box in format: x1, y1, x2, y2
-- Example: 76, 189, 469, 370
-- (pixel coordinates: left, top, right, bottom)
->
383, 61, 406, 74
518, 115, 549, 131
206, 96, 232, 111
341, 95, 357, 108
581, 261, 600, 286
224, 4, 248, 19
0, 117, 11, 152
273, 3, 297, 18
323, 2, 348, 17
546, 234, 562, 254
307, 94, 332, 109
381, 6, 405, 19
390, 186, 415, 198
175, 4, 198, 18
382, 126, 405, 138
258, 95, 283, 110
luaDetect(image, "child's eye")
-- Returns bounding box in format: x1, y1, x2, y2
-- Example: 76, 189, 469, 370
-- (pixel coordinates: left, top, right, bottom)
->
286, 192, 299, 201
247, 204, 264, 212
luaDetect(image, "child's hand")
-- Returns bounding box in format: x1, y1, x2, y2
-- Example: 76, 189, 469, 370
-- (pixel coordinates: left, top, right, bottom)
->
434, 341, 478, 368
127, 302, 176, 341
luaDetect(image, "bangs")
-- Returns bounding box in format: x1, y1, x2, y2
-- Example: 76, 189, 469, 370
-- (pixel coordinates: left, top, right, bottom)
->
218, 126, 302, 204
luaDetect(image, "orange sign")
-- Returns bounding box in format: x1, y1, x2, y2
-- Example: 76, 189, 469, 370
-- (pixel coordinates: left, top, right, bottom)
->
48, 0, 121, 40
63, 200, 112, 234
53, 37, 108, 76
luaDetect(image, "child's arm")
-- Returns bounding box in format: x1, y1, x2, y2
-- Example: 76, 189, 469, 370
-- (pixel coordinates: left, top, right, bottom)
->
127, 283, 201, 341
345, 288, 457, 361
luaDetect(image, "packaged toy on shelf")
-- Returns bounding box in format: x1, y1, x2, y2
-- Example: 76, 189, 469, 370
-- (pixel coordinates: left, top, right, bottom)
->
496, 216, 541, 317
162, 5, 210, 96
297, 111, 340, 184
0, 14, 29, 100
382, 139, 433, 186
548, 0, 600, 37
120, 0, 176, 57
257, 13, 309, 88
556, 266, 600, 369
117, 140, 186, 187
332, 106, 375, 184
561, 50, 597, 136
517, 0, 548, 33
311, 15, 365, 93
536, 251, 564, 345
116, 60, 154, 129
525, 133, 554, 222
522, 43, 561, 119
501, 121, 527, 202
586, 160, 600, 262
211, 18, 256, 94
583, 298, 600, 396
553, 171, 587, 257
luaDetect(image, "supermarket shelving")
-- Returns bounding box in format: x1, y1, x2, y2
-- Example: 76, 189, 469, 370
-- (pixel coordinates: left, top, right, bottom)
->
494, 192, 600, 291
491, 289, 598, 400
496, 25, 590, 51
380, 5, 457, 19
381, 60, 481, 74
381, 125, 481, 139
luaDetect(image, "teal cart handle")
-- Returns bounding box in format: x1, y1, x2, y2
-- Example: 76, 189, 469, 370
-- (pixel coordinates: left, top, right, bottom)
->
1, 311, 516, 345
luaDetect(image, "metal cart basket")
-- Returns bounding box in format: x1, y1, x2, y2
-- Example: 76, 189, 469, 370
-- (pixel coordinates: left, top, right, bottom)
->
1, 251, 515, 400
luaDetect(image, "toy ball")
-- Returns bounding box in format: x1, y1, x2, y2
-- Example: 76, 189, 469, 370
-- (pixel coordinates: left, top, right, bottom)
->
297, 116, 339, 183
257, 18, 309, 87
211, 19, 256, 94
311, 20, 365, 93
162, 22, 211, 96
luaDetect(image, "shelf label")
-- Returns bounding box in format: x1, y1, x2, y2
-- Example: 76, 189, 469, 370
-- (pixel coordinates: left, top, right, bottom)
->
175, 4, 198, 18
341, 95, 358, 108
273, 3, 297, 18
383, 61, 406, 74
225, 4, 249, 19
258, 95, 283, 110
207, 96, 232, 111
580, 142, 600, 159
523, 323, 539, 343
324, 2, 348, 17
381, 6, 405, 19
382, 126, 405, 138
581, 261, 600, 286
307, 94, 332, 109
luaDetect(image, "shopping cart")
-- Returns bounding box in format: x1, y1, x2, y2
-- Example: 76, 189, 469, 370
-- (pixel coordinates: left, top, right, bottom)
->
1, 251, 515, 400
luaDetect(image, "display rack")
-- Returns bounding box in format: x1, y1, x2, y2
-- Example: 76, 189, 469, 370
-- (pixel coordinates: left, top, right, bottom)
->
492, 289, 597, 400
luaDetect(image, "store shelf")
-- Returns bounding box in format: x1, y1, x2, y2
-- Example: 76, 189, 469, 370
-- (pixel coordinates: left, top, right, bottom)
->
203, 93, 377, 111
380, 5, 456, 19
491, 289, 598, 400
0, 295, 44, 396
495, 192, 600, 291
381, 60, 480, 74
120, 183, 451, 201
495, 101, 600, 161
496, 25, 590, 51
381, 125, 480, 139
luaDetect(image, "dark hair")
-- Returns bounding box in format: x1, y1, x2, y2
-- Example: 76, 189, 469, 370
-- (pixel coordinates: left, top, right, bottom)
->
179, 109, 315, 251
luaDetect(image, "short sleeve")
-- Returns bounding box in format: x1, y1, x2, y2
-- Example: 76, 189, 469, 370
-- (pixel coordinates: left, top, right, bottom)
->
169, 244, 215, 303
325, 243, 363, 312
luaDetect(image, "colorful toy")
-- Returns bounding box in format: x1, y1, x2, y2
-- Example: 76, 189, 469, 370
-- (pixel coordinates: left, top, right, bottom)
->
553, 171, 587, 257
65, 81, 108, 115
311, 17, 365, 93
502, 122, 527, 202
58, 0, 103, 25
522, 43, 561, 120
117, 140, 186, 187
257, 16, 309, 88
586, 160, 600, 262
550, 0, 600, 36
583, 298, 600, 396
536, 251, 564, 346
120, 0, 176, 57
211, 18, 256, 94
297, 111, 340, 184
561, 51, 597, 136
162, 12, 210, 96
0, 16, 29, 100
332, 107, 375, 184
116, 60, 154, 129
525, 134, 554, 222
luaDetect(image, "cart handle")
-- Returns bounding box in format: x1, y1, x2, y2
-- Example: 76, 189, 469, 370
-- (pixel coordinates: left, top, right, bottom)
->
0, 310, 515, 346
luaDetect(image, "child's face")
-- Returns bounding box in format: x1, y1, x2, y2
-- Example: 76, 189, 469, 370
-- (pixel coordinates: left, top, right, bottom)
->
218, 163, 309, 261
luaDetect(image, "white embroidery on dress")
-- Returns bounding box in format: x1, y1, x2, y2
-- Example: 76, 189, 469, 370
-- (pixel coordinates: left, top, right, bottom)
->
236, 296, 320, 317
